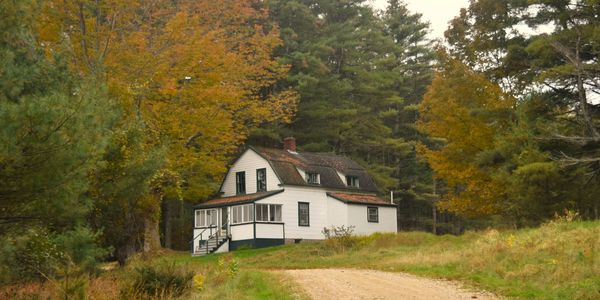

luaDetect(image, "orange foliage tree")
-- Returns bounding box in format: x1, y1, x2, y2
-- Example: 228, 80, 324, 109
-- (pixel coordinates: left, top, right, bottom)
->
38, 0, 296, 251
39, 0, 296, 198
417, 55, 514, 217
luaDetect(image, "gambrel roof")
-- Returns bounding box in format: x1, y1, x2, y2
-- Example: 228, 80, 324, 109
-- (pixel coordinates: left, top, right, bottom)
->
250, 146, 378, 192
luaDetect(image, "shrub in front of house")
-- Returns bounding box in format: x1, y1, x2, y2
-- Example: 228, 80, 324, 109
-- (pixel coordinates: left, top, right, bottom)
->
321, 225, 359, 253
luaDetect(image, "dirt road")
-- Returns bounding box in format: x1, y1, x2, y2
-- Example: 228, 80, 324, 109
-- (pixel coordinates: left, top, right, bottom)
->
284, 268, 498, 300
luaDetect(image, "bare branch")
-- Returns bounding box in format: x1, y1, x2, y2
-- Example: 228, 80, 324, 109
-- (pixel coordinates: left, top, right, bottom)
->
556, 151, 600, 165
538, 134, 600, 146
78, 2, 94, 70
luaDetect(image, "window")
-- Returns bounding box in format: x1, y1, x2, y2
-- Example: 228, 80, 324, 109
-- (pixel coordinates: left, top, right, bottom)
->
255, 204, 282, 222
298, 202, 310, 226
270, 205, 282, 222
244, 205, 253, 222
236, 171, 246, 194
195, 209, 218, 227
231, 204, 254, 224
367, 207, 379, 223
306, 172, 320, 184
195, 210, 204, 227
256, 168, 267, 192
346, 175, 359, 188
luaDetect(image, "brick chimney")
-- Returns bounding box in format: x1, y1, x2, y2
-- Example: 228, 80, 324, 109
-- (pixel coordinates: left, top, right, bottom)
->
283, 137, 296, 152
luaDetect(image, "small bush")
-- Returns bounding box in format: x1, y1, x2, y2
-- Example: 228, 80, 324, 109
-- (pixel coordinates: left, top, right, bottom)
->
0, 228, 62, 283
192, 274, 205, 291
210, 256, 239, 285
121, 261, 194, 299
321, 225, 358, 253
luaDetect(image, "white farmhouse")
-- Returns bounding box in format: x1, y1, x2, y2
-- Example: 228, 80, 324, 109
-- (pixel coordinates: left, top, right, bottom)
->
192, 137, 397, 255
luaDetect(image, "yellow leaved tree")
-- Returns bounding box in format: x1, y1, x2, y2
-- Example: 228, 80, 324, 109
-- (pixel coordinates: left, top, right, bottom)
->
417, 55, 514, 217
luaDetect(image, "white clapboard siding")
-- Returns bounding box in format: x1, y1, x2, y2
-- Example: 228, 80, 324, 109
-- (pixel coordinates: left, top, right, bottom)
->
256, 186, 329, 240
255, 223, 285, 239
326, 195, 348, 228
221, 149, 281, 197
346, 204, 397, 235
230, 223, 254, 241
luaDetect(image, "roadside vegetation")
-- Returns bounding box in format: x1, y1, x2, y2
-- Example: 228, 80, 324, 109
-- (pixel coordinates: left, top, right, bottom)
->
3, 215, 598, 299
203, 216, 600, 299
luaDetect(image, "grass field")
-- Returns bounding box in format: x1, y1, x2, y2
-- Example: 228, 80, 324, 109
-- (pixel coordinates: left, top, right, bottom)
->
178, 217, 600, 299
5, 217, 600, 299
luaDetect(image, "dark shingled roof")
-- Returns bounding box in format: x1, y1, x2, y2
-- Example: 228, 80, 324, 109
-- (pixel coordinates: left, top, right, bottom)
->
251, 146, 378, 192
327, 192, 395, 207
194, 190, 284, 208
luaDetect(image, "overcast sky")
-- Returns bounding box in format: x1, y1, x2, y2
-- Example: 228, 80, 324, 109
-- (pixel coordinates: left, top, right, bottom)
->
369, 0, 470, 41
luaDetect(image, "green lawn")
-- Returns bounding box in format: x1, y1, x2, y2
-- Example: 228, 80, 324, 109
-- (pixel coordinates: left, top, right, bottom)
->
169, 219, 600, 299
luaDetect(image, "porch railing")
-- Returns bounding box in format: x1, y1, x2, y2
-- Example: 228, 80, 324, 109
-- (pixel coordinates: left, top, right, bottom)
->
189, 224, 216, 254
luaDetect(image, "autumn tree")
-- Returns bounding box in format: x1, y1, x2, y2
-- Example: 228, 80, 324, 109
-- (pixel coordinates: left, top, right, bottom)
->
39, 0, 297, 253
419, 53, 600, 223
418, 56, 515, 217
445, 0, 600, 171
441, 0, 600, 221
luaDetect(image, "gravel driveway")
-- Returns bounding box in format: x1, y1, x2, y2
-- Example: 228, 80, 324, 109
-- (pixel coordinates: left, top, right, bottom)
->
284, 268, 498, 300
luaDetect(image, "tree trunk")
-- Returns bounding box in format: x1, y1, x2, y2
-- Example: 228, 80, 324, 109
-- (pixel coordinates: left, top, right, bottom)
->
432, 178, 437, 235
144, 216, 161, 252
116, 242, 136, 266
143, 192, 162, 252
432, 205, 437, 235
163, 199, 172, 249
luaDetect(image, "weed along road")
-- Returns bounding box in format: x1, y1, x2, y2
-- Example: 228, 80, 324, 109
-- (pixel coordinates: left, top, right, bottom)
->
284, 269, 498, 300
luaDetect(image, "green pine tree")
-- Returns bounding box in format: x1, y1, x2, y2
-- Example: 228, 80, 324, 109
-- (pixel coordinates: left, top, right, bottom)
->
0, 0, 118, 234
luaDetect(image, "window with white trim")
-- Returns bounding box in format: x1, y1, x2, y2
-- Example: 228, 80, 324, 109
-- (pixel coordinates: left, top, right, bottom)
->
231, 204, 254, 224
346, 175, 359, 188
306, 172, 320, 184
195, 209, 218, 227
367, 206, 379, 223
298, 202, 310, 226
255, 204, 282, 222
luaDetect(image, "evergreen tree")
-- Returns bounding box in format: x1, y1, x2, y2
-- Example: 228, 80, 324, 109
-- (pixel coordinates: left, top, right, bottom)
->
381, 0, 438, 208
260, 0, 435, 196
0, 0, 116, 282
0, 0, 117, 234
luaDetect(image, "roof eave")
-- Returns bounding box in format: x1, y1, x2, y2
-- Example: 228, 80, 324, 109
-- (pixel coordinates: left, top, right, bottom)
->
280, 183, 378, 193
326, 192, 396, 207
193, 189, 285, 209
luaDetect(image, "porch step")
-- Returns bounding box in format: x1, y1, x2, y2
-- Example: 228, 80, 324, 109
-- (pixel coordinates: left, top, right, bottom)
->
193, 234, 228, 256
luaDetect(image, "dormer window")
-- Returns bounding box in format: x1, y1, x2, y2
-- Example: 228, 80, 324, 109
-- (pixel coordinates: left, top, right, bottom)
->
306, 172, 320, 185
346, 175, 359, 188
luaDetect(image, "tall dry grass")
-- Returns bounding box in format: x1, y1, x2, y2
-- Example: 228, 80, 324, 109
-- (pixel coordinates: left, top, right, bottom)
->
234, 215, 599, 299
